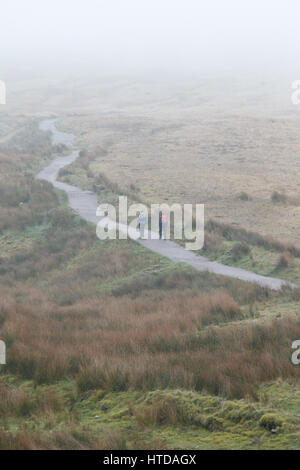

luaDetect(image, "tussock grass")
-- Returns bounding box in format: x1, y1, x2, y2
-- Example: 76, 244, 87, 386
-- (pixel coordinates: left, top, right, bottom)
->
1, 280, 297, 399
206, 219, 300, 257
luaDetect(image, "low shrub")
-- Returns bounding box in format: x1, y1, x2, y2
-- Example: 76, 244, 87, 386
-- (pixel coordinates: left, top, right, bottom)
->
237, 192, 251, 201
271, 191, 287, 204
203, 232, 224, 254
230, 242, 251, 261
259, 413, 285, 431
276, 251, 294, 270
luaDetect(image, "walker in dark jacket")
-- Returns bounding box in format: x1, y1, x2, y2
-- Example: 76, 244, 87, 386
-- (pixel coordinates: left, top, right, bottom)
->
159, 212, 162, 239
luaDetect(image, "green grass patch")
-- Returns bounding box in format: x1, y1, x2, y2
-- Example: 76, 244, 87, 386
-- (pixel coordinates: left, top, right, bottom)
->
1, 375, 299, 449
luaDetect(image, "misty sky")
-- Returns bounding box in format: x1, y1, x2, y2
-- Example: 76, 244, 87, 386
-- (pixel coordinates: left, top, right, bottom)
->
1, 0, 300, 77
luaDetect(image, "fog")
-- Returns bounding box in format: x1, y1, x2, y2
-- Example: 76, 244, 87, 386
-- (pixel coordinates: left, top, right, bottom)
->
1, 0, 300, 79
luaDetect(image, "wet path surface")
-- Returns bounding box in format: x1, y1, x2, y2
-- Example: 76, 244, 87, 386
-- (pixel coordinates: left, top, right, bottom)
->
37, 119, 297, 291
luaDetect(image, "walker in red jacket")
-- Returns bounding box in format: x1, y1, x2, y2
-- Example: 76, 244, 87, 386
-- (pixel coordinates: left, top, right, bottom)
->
162, 213, 168, 240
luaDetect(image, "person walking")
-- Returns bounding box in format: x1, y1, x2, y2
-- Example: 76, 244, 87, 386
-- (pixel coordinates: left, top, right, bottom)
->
138, 211, 147, 239
159, 211, 162, 239
162, 212, 168, 240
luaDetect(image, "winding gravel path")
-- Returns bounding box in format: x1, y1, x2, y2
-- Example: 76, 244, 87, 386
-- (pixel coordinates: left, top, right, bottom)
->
37, 119, 297, 291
